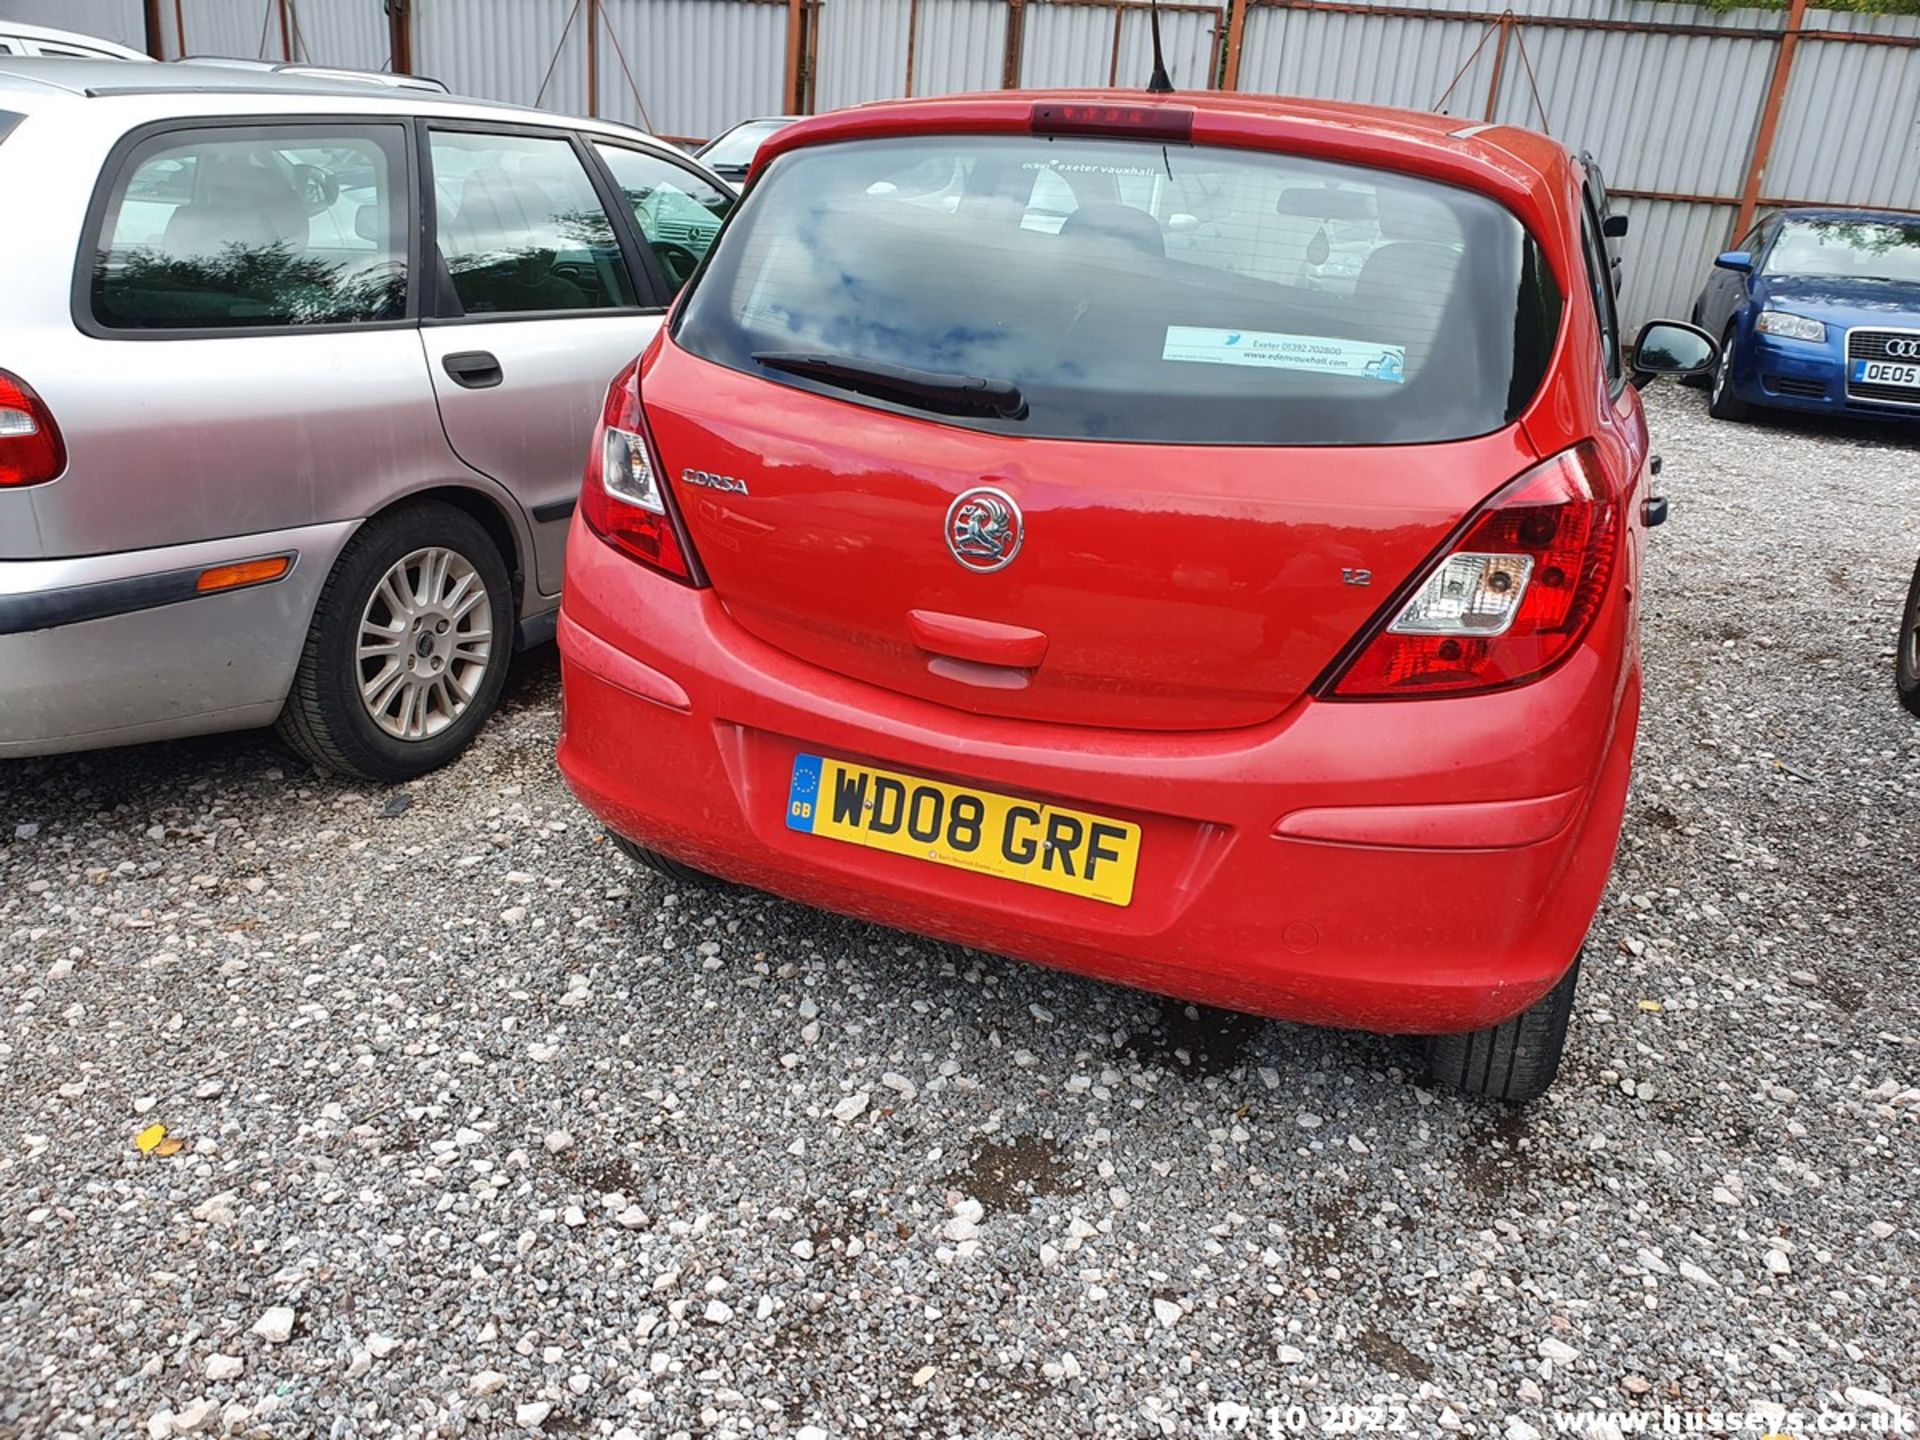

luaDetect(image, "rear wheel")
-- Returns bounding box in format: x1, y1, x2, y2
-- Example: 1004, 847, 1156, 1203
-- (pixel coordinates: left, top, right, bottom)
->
278, 501, 514, 782
608, 832, 727, 888
1707, 323, 1753, 421
1424, 961, 1580, 1103
1898, 556, 1920, 718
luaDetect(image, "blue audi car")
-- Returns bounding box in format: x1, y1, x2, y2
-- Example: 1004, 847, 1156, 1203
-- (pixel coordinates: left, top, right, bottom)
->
1691, 207, 1920, 421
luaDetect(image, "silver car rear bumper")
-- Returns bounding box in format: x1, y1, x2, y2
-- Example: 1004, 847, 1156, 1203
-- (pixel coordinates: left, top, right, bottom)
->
0, 521, 357, 758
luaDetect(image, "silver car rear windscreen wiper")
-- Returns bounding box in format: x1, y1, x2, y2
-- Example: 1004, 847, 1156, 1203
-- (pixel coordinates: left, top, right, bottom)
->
753, 351, 1028, 420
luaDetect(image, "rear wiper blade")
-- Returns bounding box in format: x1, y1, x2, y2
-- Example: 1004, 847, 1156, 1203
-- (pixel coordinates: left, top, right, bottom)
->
753, 351, 1028, 420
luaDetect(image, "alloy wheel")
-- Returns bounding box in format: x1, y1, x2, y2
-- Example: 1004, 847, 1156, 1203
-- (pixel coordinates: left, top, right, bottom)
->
355, 546, 494, 742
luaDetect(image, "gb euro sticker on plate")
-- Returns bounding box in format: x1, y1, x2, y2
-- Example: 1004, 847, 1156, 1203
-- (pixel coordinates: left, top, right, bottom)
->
1162, 326, 1407, 383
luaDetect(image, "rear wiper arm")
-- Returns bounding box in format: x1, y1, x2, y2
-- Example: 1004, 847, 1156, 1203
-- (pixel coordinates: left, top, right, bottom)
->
753, 351, 1028, 420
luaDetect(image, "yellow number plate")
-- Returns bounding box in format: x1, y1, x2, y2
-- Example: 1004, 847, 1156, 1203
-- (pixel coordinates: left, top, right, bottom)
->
785, 754, 1140, 907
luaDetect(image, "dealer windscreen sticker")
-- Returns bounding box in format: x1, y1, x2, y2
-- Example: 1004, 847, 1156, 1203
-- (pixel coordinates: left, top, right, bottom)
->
1162, 326, 1407, 384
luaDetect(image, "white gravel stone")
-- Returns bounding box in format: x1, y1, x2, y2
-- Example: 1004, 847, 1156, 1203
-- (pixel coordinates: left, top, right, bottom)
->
830, 1090, 870, 1122
470, 1370, 510, 1396
515, 1400, 552, 1428
250, 1307, 295, 1344
203, 1354, 243, 1381
1152, 1298, 1182, 1329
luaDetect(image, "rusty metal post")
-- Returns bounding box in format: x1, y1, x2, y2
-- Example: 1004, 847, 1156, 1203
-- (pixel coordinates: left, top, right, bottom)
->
1733, 0, 1808, 242
276, 0, 293, 60
904, 0, 921, 96
805, 0, 820, 110
386, 0, 413, 74
1482, 12, 1510, 120
1003, 0, 1026, 88
1222, 0, 1248, 89
1108, 5, 1125, 85
586, 0, 599, 115
141, 0, 166, 58
785, 0, 807, 111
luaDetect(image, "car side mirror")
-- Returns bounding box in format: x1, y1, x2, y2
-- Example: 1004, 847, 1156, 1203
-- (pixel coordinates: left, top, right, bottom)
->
1601, 213, 1629, 238
1714, 250, 1753, 273
353, 203, 383, 244
1630, 319, 1716, 387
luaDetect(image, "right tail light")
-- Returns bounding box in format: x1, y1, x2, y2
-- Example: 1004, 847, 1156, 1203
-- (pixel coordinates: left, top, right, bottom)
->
1326, 443, 1620, 698
0, 370, 66, 488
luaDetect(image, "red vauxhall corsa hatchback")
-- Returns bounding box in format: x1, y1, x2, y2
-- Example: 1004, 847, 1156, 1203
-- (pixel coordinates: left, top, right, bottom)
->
556, 91, 1714, 1101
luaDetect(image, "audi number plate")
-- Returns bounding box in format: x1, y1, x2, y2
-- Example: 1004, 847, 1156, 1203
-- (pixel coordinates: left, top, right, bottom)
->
1853, 359, 1920, 388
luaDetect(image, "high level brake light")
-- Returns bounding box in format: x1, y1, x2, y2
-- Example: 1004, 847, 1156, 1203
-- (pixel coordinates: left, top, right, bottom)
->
1327, 443, 1620, 698
578, 357, 703, 585
0, 370, 66, 488
1030, 102, 1194, 143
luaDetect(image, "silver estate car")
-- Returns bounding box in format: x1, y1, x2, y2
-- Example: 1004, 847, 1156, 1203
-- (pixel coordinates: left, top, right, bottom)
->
0, 60, 733, 779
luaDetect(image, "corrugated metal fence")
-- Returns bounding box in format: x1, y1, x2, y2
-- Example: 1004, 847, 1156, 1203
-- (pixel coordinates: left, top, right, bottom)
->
8, 0, 1919, 324
1238, 0, 1920, 323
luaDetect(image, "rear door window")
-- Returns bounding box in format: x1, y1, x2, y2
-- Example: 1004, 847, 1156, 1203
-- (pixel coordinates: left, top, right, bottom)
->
426, 129, 635, 315
88, 123, 409, 331
592, 143, 733, 293
675, 134, 1561, 445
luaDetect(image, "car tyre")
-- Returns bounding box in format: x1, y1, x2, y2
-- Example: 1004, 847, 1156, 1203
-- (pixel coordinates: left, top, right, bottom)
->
278, 501, 514, 783
1681, 306, 1711, 387
608, 831, 728, 888
1707, 323, 1753, 421
1424, 960, 1580, 1103
1898, 556, 1920, 718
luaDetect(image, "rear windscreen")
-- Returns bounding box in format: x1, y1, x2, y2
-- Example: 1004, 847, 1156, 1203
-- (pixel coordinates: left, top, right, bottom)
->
675, 134, 1562, 446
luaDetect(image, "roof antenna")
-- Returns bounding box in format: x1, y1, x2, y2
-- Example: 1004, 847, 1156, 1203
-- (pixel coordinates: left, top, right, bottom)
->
1146, 0, 1174, 93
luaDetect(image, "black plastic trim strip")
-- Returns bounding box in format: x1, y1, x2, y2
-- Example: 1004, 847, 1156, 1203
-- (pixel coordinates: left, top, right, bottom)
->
530, 498, 576, 524
0, 555, 292, 637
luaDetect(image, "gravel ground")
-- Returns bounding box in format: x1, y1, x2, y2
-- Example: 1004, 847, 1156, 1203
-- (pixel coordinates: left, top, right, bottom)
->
2, 385, 1916, 1440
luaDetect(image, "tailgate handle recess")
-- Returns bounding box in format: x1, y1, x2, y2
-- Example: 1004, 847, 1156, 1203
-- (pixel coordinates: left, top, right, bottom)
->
908, 609, 1048, 670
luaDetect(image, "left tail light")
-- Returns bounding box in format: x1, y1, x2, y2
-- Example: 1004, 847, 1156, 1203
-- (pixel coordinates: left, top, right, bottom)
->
1326, 443, 1620, 698
0, 370, 66, 488
578, 357, 703, 585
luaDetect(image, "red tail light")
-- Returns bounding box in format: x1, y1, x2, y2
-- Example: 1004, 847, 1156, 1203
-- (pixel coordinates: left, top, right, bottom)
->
578, 358, 703, 585
1327, 443, 1620, 698
0, 370, 66, 488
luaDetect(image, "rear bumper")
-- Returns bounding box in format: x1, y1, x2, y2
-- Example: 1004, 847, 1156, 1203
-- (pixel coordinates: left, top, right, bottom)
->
556, 524, 1639, 1035
0, 522, 354, 758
